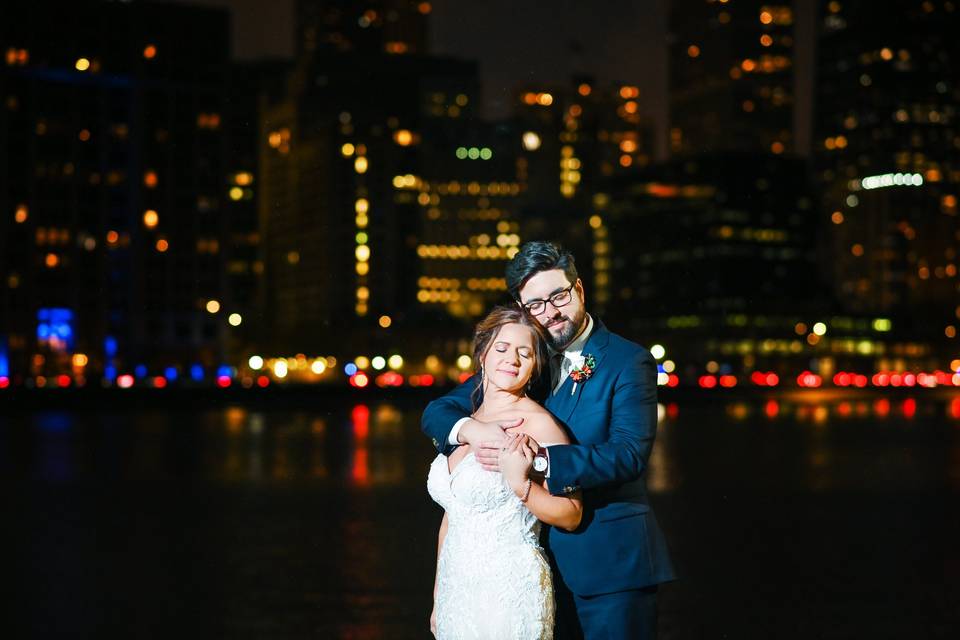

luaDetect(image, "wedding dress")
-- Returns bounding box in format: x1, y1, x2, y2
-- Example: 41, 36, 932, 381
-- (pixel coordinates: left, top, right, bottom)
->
427, 450, 555, 640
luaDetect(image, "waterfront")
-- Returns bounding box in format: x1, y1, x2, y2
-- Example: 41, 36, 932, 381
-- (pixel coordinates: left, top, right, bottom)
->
4, 391, 959, 638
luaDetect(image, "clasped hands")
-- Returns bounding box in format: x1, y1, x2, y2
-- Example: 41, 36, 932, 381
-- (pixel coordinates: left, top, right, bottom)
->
459, 417, 540, 495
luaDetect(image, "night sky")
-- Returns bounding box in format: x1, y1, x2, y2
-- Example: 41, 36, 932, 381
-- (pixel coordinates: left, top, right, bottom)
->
176, 0, 672, 156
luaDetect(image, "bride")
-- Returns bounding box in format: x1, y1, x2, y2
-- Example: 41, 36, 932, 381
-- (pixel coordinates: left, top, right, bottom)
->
427, 306, 583, 639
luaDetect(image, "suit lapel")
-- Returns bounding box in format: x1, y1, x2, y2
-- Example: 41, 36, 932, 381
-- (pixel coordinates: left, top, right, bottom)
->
550, 319, 611, 426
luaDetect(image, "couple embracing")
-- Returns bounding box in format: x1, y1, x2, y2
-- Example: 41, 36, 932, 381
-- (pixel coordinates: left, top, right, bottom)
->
424, 241, 675, 639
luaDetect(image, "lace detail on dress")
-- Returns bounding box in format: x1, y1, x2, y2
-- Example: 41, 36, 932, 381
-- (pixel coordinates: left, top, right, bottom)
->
427, 451, 555, 640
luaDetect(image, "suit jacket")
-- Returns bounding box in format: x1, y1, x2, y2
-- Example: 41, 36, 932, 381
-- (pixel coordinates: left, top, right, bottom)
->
421, 319, 675, 596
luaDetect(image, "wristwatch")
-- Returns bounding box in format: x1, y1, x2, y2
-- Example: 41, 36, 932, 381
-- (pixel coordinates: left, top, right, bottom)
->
532, 448, 549, 473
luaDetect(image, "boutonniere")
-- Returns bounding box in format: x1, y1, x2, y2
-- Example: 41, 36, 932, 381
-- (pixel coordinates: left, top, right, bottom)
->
569, 354, 596, 395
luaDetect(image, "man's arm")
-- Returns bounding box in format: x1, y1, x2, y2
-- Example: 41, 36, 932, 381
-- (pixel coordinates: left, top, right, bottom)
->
543, 349, 658, 495
421, 376, 475, 456
421, 374, 520, 462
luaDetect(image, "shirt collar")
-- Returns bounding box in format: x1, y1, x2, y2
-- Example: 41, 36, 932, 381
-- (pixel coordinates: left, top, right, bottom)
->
559, 314, 593, 359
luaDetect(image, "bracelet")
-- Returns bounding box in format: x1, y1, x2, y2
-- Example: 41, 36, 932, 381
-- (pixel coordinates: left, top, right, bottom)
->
519, 478, 532, 503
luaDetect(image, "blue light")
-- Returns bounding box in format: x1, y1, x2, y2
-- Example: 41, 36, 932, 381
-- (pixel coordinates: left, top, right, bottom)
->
190, 364, 204, 381
657, 364, 665, 374
134, 364, 148, 378
344, 363, 358, 376
0, 337, 8, 378
164, 366, 178, 381
217, 365, 233, 378
37, 323, 51, 339
105, 336, 118, 358
104, 365, 117, 380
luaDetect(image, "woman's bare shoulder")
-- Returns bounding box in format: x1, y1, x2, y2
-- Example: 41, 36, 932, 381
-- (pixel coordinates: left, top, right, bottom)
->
516, 401, 571, 444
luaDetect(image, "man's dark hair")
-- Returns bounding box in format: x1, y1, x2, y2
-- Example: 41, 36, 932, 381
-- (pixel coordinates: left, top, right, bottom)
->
505, 241, 578, 300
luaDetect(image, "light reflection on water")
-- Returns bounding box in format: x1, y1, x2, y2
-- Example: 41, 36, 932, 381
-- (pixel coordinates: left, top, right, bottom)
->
5, 395, 960, 492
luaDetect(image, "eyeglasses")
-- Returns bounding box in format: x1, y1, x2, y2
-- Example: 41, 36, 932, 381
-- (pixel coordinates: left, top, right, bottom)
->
520, 283, 576, 315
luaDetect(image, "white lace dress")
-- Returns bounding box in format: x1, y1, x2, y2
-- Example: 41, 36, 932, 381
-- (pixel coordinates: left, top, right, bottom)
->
427, 450, 554, 640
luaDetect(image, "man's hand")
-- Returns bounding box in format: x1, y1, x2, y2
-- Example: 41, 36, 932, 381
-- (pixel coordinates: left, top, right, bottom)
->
459, 417, 523, 471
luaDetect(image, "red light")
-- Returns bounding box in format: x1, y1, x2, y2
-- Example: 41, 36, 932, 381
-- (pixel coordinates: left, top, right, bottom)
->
458, 372, 471, 384
902, 398, 916, 419
797, 371, 821, 388
118, 374, 135, 388
765, 373, 779, 387
874, 398, 890, 417
719, 375, 737, 388
950, 397, 960, 419
352, 448, 369, 485
57, 374, 71, 387
666, 403, 679, 419
698, 375, 717, 388
833, 372, 851, 387
837, 402, 852, 417
667, 374, 680, 387
352, 372, 370, 388
751, 371, 766, 385
420, 374, 435, 386
872, 373, 889, 387
153, 376, 167, 388
257, 375, 270, 387
903, 373, 916, 387
853, 374, 868, 388
409, 375, 421, 386
352, 404, 370, 439
764, 399, 779, 419
217, 375, 231, 388
890, 373, 902, 387
0, 377, 9, 389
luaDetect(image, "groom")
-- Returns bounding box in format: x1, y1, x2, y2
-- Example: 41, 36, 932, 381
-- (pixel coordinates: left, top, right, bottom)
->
422, 241, 675, 639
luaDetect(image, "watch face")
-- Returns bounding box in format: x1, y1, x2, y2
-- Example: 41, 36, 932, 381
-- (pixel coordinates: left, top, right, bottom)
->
533, 456, 548, 472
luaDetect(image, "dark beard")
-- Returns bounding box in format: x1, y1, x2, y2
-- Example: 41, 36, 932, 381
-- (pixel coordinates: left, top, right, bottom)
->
547, 310, 586, 350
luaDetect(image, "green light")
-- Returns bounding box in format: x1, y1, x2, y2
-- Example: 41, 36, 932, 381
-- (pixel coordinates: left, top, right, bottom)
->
356, 232, 368, 244
467, 147, 480, 160
872, 318, 892, 332
480, 147, 492, 160
455, 147, 468, 159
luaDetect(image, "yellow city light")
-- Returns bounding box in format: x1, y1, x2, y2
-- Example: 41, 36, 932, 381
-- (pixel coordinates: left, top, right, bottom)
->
229, 187, 244, 201
75, 58, 91, 71
356, 262, 369, 275
355, 157, 368, 173
355, 198, 369, 214
388, 355, 403, 370
143, 210, 159, 228
341, 143, 355, 157
228, 313, 242, 327
356, 286, 370, 300
206, 300, 221, 313
72, 353, 89, 368
522, 131, 542, 151
14, 204, 28, 223
394, 129, 414, 146
356, 245, 370, 262
156, 238, 169, 252
456, 355, 472, 370
311, 359, 326, 374
379, 315, 392, 328
248, 355, 264, 370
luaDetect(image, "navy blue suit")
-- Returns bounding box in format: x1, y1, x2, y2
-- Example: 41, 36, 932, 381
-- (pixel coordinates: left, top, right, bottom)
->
422, 319, 675, 638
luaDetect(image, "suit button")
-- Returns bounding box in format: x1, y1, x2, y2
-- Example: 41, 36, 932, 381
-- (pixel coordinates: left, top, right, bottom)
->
431, 438, 439, 449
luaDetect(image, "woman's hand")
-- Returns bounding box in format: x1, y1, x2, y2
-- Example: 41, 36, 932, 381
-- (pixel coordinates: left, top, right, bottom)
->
430, 604, 438, 637
498, 433, 534, 493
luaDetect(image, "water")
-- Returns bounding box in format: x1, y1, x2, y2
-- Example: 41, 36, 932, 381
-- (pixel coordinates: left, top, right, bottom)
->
3, 392, 959, 638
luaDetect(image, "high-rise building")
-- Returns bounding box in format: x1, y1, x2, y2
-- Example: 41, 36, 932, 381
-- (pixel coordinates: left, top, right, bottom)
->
297, 0, 431, 57
814, 0, 960, 340
669, 0, 797, 155
594, 152, 849, 376
0, 2, 241, 384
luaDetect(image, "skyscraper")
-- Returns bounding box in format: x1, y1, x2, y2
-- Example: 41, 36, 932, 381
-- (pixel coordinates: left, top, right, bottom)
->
0, 2, 239, 383
670, 0, 797, 155
814, 0, 960, 339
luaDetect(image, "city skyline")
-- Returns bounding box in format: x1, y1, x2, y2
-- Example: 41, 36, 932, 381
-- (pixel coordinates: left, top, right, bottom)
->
1, 0, 958, 391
